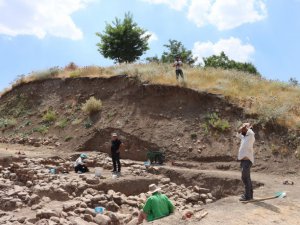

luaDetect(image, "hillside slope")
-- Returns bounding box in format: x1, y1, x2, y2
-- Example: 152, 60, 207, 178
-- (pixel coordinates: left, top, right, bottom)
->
0, 75, 299, 174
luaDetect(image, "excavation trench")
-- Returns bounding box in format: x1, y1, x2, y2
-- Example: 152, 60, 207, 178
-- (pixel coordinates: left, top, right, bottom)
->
155, 166, 263, 199
79, 127, 161, 161
0, 154, 263, 211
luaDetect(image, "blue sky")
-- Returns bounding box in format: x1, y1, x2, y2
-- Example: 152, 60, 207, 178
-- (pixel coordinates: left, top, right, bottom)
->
0, 0, 300, 91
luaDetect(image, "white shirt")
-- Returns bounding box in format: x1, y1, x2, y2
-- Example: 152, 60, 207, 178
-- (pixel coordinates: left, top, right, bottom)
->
237, 129, 255, 163
74, 157, 84, 167
174, 60, 182, 70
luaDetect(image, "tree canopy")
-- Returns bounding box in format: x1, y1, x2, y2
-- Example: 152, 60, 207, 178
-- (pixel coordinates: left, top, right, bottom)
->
203, 51, 260, 75
146, 39, 197, 65
96, 13, 150, 63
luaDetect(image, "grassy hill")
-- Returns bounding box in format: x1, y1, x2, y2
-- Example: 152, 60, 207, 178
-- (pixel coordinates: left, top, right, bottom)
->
0, 63, 299, 174
3, 63, 300, 129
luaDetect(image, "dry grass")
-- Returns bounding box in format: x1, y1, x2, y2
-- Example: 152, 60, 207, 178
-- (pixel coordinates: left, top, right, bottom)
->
2, 63, 300, 128
82, 96, 102, 115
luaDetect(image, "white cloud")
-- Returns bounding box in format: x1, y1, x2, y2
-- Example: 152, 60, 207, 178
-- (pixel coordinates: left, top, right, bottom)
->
192, 37, 255, 64
143, 31, 158, 43
141, 0, 187, 11
188, 0, 267, 30
0, 0, 93, 40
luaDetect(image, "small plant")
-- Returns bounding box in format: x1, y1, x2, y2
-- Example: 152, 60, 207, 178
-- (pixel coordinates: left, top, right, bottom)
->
84, 118, 93, 129
55, 118, 69, 129
0, 118, 17, 129
42, 110, 57, 123
64, 136, 73, 142
29, 67, 60, 81
82, 96, 102, 115
201, 123, 209, 135
71, 118, 83, 125
24, 120, 32, 126
65, 62, 78, 71
69, 70, 81, 78
206, 113, 230, 132
190, 133, 197, 140
33, 125, 49, 135
107, 111, 117, 121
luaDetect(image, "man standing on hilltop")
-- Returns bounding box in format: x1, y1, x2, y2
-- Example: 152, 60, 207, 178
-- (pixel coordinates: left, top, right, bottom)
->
111, 133, 124, 175
173, 56, 184, 80
237, 123, 255, 201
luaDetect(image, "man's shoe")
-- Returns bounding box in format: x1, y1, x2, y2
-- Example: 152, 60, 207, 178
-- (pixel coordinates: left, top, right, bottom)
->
239, 196, 252, 201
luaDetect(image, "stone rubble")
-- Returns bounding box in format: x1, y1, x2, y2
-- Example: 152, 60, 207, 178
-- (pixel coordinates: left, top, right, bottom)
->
0, 152, 214, 225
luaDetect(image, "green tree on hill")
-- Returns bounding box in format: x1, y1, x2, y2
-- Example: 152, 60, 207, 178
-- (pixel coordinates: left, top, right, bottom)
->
96, 13, 150, 63
161, 40, 197, 65
146, 39, 197, 65
203, 51, 260, 75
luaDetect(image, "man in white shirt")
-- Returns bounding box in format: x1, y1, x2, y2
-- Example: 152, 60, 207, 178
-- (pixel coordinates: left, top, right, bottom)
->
237, 123, 255, 201
173, 56, 184, 80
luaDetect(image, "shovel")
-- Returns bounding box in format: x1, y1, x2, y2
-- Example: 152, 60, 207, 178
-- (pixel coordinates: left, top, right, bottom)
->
242, 191, 286, 204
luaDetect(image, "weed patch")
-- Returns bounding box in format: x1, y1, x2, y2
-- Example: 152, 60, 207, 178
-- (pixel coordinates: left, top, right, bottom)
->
42, 110, 57, 123
55, 118, 69, 129
204, 113, 230, 132
82, 97, 102, 115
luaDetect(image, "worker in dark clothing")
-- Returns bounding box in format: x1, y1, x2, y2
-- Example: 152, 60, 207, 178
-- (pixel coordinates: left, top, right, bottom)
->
111, 133, 124, 175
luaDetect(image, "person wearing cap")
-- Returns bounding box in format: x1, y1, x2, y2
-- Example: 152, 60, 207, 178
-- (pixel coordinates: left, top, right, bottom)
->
74, 153, 89, 173
111, 133, 124, 174
137, 184, 175, 224
237, 123, 255, 201
173, 56, 184, 80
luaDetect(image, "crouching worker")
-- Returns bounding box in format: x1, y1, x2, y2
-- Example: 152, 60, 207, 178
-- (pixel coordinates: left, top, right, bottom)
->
138, 184, 175, 224
74, 153, 89, 173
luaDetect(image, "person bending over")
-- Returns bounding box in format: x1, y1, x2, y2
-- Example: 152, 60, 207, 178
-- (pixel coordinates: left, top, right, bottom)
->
74, 153, 89, 173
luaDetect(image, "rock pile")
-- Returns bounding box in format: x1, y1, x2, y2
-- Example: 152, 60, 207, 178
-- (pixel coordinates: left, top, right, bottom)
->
0, 152, 215, 225
0, 136, 61, 148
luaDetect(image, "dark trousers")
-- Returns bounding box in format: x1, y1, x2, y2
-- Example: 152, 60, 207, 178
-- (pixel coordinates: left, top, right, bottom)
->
176, 69, 184, 79
240, 160, 253, 199
112, 152, 121, 172
74, 164, 89, 173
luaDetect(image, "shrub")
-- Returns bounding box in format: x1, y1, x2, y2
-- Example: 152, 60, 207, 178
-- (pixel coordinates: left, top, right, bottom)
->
55, 118, 69, 129
65, 62, 78, 71
71, 118, 83, 125
29, 67, 60, 81
33, 125, 49, 135
0, 118, 17, 129
82, 97, 102, 115
42, 110, 57, 123
84, 118, 93, 129
64, 136, 73, 142
69, 70, 81, 78
205, 113, 230, 132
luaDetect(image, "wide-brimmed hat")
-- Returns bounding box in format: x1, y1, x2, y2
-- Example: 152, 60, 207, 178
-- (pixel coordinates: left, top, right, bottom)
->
112, 133, 118, 137
148, 184, 161, 194
80, 153, 88, 158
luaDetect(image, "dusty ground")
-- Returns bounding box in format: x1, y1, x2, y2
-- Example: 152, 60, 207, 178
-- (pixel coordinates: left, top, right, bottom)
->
1, 144, 299, 225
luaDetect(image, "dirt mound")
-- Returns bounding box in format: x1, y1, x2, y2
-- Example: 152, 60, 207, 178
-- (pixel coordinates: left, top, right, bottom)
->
0, 75, 299, 174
